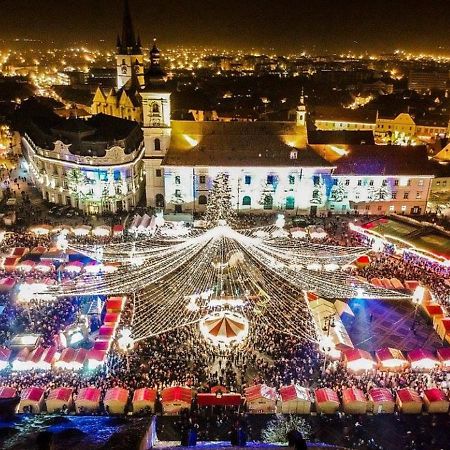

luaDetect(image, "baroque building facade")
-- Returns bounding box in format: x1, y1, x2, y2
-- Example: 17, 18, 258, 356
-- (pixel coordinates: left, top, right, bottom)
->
28, 0, 435, 217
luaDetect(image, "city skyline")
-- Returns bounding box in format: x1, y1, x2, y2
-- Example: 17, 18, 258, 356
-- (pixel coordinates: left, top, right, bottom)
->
0, 0, 449, 55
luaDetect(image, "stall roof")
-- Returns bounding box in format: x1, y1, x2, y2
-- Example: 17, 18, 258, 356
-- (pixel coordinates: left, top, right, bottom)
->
315, 388, 339, 404
132, 388, 157, 403
397, 388, 421, 403
161, 386, 192, 404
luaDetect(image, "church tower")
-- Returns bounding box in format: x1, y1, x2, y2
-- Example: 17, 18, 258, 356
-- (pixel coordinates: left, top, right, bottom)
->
116, 0, 145, 89
141, 39, 172, 208
296, 88, 306, 127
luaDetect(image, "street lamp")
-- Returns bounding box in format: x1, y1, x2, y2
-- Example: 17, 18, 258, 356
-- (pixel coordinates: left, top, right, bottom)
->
320, 314, 336, 373
411, 286, 424, 331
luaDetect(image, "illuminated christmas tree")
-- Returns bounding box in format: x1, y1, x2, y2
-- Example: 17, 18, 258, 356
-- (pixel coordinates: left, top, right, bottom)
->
203, 172, 237, 227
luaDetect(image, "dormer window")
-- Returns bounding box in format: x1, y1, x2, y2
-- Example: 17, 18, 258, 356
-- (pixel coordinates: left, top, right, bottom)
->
290, 150, 298, 159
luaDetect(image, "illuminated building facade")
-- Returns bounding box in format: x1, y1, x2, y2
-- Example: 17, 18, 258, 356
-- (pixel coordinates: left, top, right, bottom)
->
21, 114, 145, 215
315, 110, 450, 144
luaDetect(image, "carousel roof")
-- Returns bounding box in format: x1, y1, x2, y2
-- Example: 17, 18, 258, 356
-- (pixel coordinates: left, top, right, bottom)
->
202, 312, 247, 342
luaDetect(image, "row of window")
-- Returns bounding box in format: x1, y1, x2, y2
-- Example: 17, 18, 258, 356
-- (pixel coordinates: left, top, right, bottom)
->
341, 178, 423, 187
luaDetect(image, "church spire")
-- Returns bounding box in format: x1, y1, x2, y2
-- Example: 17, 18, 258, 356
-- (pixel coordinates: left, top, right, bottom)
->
119, 0, 141, 55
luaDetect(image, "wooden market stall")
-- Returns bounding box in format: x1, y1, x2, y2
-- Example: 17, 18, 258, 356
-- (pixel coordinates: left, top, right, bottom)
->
132, 388, 157, 413
368, 388, 395, 414
437, 347, 450, 371
396, 388, 422, 414
342, 387, 368, 414
279, 385, 312, 414
19, 387, 45, 413
376, 347, 409, 371
435, 318, 450, 344
408, 348, 439, 371
46, 387, 74, 413
343, 348, 376, 372
104, 387, 129, 414
315, 388, 340, 414
161, 386, 192, 415
75, 387, 101, 413
244, 384, 277, 414
423, 388, 449, 414
0, 346, 11, 370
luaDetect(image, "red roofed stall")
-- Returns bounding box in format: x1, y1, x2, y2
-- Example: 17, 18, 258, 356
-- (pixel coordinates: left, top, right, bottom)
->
161, 387, 192, 415
0, 387, 17, 400
396, 388, 422, 414
279, 385, 312, 414
132, 388, 157, 413
376, 347, 409, 371
408, 348, 438, 371
0, 346, 11, 370
315, 388, 340, 414
46, 387, 73, 413
423, 388, 449, 414
106, 297, 125, 313
435, 318, 450, 344
342, 387, 368, 414
244, 384, 277, 414
437, 347, 450, 371
75, 387, 101, 413
104, 387, 129, 414
19, 387, 45, 413
197, 393, 242, 408
368, 388, 395, 414
343, 348, 376, 372
424, 304, 445, 322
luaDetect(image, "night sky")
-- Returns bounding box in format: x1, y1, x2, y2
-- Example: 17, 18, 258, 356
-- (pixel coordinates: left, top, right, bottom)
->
0, 0, 449, 53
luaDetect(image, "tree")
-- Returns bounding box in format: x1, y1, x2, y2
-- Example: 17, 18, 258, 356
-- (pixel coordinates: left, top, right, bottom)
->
67, 168, 89, 198
262, 414, 311, 445
203, 172, 237, 227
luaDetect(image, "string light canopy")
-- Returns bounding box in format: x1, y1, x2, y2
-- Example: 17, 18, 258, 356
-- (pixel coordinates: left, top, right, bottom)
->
49, 220, 409, 345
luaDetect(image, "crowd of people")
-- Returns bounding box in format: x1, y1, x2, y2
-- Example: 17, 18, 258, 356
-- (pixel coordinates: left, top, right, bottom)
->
0, 215, 450, 424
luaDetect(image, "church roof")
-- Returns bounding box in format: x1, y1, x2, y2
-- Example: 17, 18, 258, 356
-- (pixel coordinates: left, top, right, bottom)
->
162, 121, 333, 168
117, 0, 142, 55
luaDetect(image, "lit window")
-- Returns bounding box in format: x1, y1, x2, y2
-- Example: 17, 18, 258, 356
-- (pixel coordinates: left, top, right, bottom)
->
389, 205, 395, 211
416, 192, 421, 199
418, 179, 424, 187
290, 150, 298, 159
401, 205, 406, 211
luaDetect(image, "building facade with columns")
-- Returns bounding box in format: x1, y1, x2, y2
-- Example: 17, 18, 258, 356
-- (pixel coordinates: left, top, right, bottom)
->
21, 113, 145, 215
